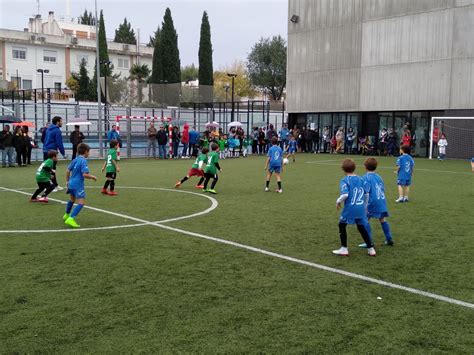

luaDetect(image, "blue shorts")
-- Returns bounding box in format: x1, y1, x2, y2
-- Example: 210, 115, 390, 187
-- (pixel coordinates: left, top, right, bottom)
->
339, 215, 368, 225
269, 165, 282, 173
397, 179, 411, 186
67, 187, 86, 199
368, 211, 389, 219
288, 148, 296, 154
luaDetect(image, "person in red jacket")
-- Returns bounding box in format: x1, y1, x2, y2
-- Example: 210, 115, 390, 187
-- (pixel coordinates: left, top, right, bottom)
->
181, 123, 190, 158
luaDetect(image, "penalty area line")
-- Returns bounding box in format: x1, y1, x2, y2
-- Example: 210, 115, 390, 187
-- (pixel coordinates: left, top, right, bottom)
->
1, 186, 473, 310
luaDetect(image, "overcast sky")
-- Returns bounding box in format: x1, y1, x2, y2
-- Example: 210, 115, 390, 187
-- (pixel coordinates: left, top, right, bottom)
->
0, 0, 288, 68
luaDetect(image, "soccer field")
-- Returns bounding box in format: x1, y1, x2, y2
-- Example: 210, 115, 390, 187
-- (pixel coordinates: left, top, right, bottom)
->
0, 154, 473, 352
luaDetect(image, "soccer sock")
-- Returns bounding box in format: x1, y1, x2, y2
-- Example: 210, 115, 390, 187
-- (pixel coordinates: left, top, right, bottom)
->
42, 184, 55, 197
277, 181, 282, 190
338, 222, 348, 247
103, 180, 110, 190
180, 176, 189, 184
71, 204, 83, 218
210, 176, 218, 189
66, 200, 74, 214
365, 222, 373, 242
381, 221, 392, 241
31, 187, 44, 199
203, 176, 211, 189
110, 180, 115, 191
357, 224, 373, 248
197, 177, 204, 186
266, 180, 270, 188
51, 175, 58, 187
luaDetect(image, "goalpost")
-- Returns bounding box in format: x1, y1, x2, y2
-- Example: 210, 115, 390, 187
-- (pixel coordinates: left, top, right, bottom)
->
429, 117, 474, 160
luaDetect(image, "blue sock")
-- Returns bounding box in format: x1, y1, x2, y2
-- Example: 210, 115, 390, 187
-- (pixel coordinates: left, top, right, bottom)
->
381, 221, 392, 241
71, 204, 83, 218
365, 222, 373, 242
66, 200, 74, 214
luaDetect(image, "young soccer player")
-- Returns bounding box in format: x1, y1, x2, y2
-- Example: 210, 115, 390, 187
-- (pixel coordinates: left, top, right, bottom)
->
175, 147, 208, 189
437, 133, 447, 160
101, 139, 120, 196
359, 158, 394, 247
218, 135, 227, 159
30, 150, 58, 203
203, 143, 221, 194
265, 136, 283, 193
333, 159, 376, 257
64, 143, 97, 228
286, 135, 297, 162
395, 145, 415, 202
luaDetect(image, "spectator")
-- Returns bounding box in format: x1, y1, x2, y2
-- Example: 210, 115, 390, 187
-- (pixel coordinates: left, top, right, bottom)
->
146, 122, 157, 159
379, 128, 388, 156
107, 125, 121, 147
312, 128, 320, 153
387, 128, 397, 156
279, 124, 290, 149
40, 123, 49, 144
305, 126, 313, 152
330, 134, 337, 154
70, 125, 85, 160
188, 126, 200, 157
299, 126, 307, 152
236, 126, 245, 156
266, 124, 277, 152
322, 126, 330, 153
345, 127, 355, 154
401, 129, 412, 147
432, 124, 440, 158
0, 125, 15, 167
23, 126, 34, 165
13, 126, 27, 166
335, 127, 344, 153
252, 126, 259, 155
258, 128, 266, 155
156, 125, 168, 159
171, 126, 181, 158
43, 116, 66, 189
181, 123, 190, 158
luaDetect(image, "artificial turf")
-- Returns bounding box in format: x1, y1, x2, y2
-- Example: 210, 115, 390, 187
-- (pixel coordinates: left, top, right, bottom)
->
0, 154, 473, 352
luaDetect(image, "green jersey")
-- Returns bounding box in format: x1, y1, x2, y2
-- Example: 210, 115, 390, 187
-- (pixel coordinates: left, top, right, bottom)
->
218, 139, 226, 151
201, 138, 209, 148
36, 158, 54, 182
192, 153, 207, 169
205, 151, 219, 175
106, 149, 118, 173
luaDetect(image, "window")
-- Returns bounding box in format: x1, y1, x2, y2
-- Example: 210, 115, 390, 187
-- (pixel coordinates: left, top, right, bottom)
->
12, 47, 26, 60
77, 54, 88, 65
22, 79, 32, 90
117, 58, 129, 69
54, 82, 62, 92
43, 50, 57, 63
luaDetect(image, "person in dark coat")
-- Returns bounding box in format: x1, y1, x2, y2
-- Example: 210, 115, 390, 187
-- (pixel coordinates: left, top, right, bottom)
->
1, 125, 15, 167
13, 126, 27, 166
156, 125, 169, 159
70, 125, 85, 160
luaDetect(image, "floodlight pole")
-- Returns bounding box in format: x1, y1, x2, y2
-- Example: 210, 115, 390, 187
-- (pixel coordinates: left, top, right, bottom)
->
95, 0, 103, 158
37, 68, 49, 126
227, 73, 237, 122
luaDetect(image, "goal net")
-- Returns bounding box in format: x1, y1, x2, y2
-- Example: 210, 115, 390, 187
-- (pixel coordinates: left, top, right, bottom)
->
429, 117, 474, 160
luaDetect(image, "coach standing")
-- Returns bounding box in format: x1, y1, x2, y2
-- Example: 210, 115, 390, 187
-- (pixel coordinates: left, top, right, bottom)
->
43, 116, 67, 190
70, 125, 85, 160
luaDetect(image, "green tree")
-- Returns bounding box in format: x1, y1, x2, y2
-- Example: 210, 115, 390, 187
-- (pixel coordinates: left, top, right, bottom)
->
147, 26, 160, 47
160, 8, 181, 83
129, 64, 151, 103
214, 61, 256, 101
78, 9, 95, 25
198, 11, 213, 86
114, 18, 136, 44
150, 27, 162, 83
181, 64, 198, 83
247, 35, 287, 101
75, 59, 92, 101
91, 10, 113, 102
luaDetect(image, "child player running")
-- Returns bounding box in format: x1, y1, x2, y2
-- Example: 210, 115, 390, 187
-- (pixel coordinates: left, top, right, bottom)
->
333, 159, 376, 257
64, 143, 97, 228
285, 135, 297, 162
395, 145, 415, 202
203, 143, 221, 194
358, 157, 394, 248
175, 147, 208, 189
30, 150, 58, 203
101, 139, 120, 196
265, 136, 283, 193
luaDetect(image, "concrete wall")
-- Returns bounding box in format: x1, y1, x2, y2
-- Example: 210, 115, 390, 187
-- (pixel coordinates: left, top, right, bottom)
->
287, 0, 474, 113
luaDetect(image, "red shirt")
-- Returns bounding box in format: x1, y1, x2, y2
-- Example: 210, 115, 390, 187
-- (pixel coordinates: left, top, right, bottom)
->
402, 135, 411, 146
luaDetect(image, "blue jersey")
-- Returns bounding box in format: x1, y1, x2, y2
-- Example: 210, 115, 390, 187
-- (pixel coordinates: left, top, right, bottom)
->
67, 156, 89, 190
288, 140, 297, 151
267, 145, 283, 166
397, 154, 415, 180
363, 172, 388, 215
340, 175, 368, 222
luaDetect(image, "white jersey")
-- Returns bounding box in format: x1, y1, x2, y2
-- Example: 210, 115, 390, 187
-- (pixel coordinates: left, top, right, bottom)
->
438, 139, 448, 154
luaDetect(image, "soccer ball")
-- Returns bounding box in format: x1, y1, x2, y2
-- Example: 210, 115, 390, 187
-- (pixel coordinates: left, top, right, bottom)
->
283, 158, 289, 165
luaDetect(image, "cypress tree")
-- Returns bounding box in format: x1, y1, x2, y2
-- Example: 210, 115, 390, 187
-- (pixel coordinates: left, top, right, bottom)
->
150, 26, 163, 83
76, 59, 92, 101
114, 18, 136, 44
198, 11, 213, 86
91, 10, 112, 101
160, 8, 181, 83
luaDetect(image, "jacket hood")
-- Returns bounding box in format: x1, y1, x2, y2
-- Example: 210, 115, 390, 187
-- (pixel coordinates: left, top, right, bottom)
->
47, 125, 60, 133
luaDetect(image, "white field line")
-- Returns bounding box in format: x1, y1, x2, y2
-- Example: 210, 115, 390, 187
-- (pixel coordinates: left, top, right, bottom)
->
305, 161, 473, 175
1, 186, 473, 310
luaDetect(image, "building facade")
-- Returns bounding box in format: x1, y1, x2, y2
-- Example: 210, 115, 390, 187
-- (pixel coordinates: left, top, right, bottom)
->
0, 11, 153, 93
287, 0, 474, 157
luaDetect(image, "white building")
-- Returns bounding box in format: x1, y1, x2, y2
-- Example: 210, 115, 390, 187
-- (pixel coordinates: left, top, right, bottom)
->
0, 11, 153, 91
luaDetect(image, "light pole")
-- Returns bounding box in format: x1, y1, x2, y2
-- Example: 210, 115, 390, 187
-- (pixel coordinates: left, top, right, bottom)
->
226, 73, 237, 122
37, 69, 49, 126
224, 83, 230, 102
100, 60, 112, 129
159, 79, 168, 117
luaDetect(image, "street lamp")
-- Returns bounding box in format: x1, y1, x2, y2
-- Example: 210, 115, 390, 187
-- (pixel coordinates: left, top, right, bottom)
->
226, 73, 237, 122
37, 69, 49, 125
100, 60, 112, 127
224, 83, 230, 102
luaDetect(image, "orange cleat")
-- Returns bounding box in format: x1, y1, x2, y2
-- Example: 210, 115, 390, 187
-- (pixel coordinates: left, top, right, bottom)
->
107, 191, 118, 196
175, 181, 181, 188
101, 188, 108, 194
195, 185, 204, 189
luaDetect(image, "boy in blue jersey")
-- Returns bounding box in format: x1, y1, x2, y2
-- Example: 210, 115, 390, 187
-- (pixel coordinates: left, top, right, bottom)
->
395, 145, 415, 202
64, 144, 97, 228
333, 159, 376, 256
471, 157, 474, 172
359, 158, 394, 248
285, 135, 297, 162
265, 136, 283, 193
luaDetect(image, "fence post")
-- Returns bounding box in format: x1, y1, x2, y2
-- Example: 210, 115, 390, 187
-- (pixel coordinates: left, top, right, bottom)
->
46, 88, 51, 123
126, 106, 132, 158
14, 102, 21, 119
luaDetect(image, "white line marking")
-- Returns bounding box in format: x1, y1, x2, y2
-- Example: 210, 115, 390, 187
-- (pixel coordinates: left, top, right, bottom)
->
305, 161, 473, 175
1, 186, 473, 309
0, 223, 150, 233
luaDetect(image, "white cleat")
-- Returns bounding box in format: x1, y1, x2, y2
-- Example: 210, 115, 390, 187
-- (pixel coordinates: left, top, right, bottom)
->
395, 197, 404, 203
56, 185, 64, 191
367, 247, 377, 256
276, 189, 283, 194
332, 247, 349, 256
264, 187, 270, 192
403, 197, 409, 202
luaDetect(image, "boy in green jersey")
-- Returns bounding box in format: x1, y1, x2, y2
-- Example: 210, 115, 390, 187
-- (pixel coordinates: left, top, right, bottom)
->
30, 150, 58, 203
203, 143, 221, 194
101, 140, 120, 196
218, 135, 227, 159
175, 147, 208, 189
